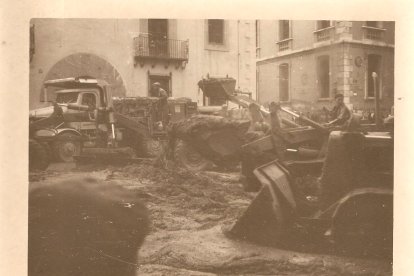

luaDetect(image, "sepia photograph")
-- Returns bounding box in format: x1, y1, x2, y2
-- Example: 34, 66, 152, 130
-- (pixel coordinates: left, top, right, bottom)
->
25, 18, 396, 275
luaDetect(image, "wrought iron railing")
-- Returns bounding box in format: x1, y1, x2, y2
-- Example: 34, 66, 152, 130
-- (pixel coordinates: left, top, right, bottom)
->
314, 26, 335, 42
134, 34, 189, 61
362, 26, 385, 41
276, 38, 292, 52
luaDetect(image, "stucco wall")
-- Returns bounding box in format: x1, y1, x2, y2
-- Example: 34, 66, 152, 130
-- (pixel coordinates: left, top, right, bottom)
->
291, 21, 315, 50
256, 61, 277, 105
257, 20, 277, 59
29, 19, 256, 109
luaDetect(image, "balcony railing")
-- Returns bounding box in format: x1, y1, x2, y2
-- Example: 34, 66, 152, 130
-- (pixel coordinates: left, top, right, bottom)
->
362, 26, 385, 41
134, 34, 189, 62
276, 38, 293, 52
313, 26, 335, 42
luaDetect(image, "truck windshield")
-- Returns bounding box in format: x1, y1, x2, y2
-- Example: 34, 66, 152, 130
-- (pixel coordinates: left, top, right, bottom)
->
55, 92, 79, 104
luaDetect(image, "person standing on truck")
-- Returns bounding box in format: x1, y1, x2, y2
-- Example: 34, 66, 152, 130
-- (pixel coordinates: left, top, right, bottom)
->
151, 82, 169, 128
326, 93, 351, 127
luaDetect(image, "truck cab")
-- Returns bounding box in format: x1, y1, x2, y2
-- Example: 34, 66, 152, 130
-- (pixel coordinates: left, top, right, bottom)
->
29, 77, 114, 162
30, 77, 112, 121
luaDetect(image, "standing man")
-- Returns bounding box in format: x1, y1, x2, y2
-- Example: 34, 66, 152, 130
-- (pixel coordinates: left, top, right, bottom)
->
327, 93, 351, 127
151, 82, 169, 127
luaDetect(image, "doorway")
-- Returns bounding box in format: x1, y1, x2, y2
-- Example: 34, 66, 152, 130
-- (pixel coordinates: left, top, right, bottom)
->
367, 54, 382, 98
148, 74, 172, 97
148, 19, 169, 57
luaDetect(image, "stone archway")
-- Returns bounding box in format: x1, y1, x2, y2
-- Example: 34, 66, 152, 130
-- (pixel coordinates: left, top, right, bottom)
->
42, 53, 126, 99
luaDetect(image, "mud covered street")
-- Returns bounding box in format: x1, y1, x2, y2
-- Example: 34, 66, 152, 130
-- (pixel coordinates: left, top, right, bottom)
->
29, 163, 392, 276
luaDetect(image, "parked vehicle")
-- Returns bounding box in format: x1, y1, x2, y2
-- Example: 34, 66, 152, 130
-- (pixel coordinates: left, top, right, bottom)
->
29, 77, 197, 170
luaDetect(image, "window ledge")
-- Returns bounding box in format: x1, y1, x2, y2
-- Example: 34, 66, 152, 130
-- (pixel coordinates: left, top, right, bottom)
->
313, 26, 335, 33
364, 97, 383, 100
276, 38, 293, 44
362, 26, 386, 31
317, 98, 332, 102
205, 43, 229, 52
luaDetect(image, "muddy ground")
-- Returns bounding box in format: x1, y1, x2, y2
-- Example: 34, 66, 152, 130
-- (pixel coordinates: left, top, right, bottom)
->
29, 162, 393, 276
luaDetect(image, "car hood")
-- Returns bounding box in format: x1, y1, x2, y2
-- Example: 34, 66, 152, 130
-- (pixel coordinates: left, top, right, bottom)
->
29, 104, 68, 119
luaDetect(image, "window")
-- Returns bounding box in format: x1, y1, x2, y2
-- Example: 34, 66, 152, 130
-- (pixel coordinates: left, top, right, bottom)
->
317, 20, 331, 29
279, 63, 289, 101
208, 19, 225, 44
81, 93, 97, 108
362, 21, 384, 40
148, 19, 169, 57
148, 19, 168, 39
367, 54, 381, 98
56, 92, 79, 104
317, 55, 330, 98
279, 20, 290, 40
366, 21, 379, 28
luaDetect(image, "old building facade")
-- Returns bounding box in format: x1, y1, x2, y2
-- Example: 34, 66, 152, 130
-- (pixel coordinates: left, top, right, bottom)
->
256, 20, 395, 116
29, 19, 256, 109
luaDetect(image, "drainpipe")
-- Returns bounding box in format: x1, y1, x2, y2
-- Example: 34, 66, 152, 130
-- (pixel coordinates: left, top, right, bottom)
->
237, 20, 240, 90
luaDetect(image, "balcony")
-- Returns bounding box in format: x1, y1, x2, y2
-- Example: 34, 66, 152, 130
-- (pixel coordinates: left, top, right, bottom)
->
134, 34, 189, 68
276, 38, 293, 52
362, 26, 385, 41
313, 26, 335, 42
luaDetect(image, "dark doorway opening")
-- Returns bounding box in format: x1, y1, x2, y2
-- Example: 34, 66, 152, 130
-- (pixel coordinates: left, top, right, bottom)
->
148, 19, 169, 57
148, 74, 172, 97
367, 54, 381, 98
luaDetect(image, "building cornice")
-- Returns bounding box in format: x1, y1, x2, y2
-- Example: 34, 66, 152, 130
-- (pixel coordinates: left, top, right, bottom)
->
257, 38, 394, 65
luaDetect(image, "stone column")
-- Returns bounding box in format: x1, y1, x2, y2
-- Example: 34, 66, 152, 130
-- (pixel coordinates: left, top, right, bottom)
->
335, 21, 354, 109
335, 21, 352, 40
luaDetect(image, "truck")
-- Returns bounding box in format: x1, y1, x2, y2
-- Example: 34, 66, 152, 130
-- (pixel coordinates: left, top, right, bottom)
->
29, 77, 197, 170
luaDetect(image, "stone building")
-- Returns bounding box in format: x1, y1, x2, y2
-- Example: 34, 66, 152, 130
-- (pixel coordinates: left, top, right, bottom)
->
256, 20, 395, 116
29, 19, 256, 109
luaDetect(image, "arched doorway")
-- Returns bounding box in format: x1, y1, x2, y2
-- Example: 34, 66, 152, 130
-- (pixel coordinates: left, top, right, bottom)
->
41, 53, 126, 100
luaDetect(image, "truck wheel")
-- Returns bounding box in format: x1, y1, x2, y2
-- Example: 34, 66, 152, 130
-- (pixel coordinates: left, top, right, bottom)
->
332, 193, 393, 257
53, 133, 81, 162
29, 139, 49, 171
173, 140, 212, 171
